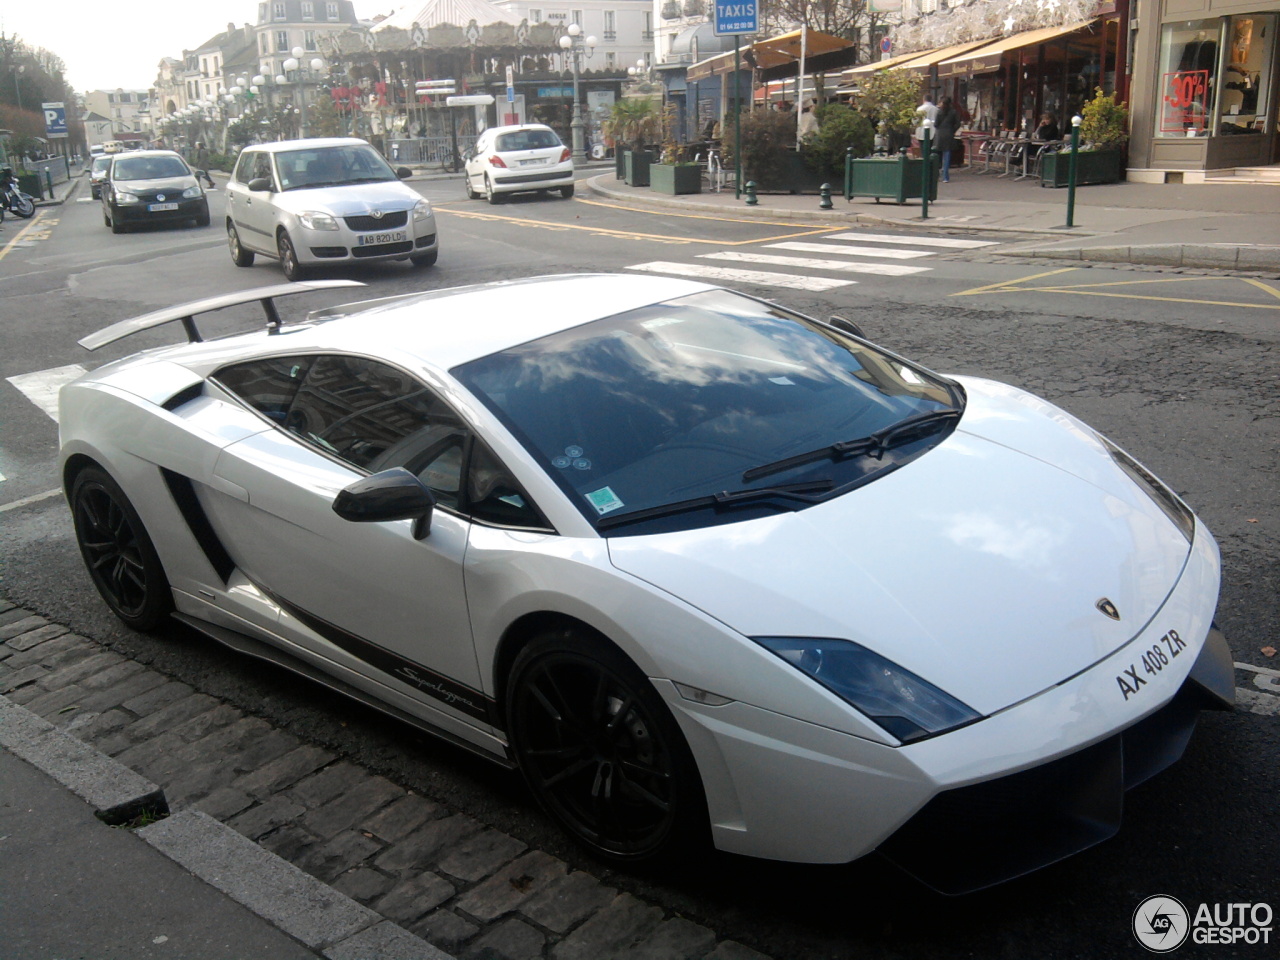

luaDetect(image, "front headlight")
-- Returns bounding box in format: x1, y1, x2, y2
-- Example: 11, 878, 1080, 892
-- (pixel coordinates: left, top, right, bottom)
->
753, 637, 981, 744
1096, 433, 1195, 543
114, 191, 140, 204
413, 198, 433, 222
182, 186, 203, 199
297, 210, 339, 231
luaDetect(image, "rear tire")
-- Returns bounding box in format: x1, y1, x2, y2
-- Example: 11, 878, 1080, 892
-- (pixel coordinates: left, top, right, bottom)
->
506, 629, 709, 864
10, 193, 35, 217
485, 176, 501, 205
228, 222, 254, 267
560, 184, 575, 199
70, 466, 173, 632
277, 231, 307, 281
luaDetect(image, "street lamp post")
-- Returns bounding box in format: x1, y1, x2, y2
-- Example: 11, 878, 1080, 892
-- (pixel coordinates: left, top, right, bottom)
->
557, 23, 597, 162
283, 47, 326, 139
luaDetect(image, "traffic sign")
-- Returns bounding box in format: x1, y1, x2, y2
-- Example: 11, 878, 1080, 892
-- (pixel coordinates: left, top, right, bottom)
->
42, 101, 68, 139
415, 79, 457, 95
881, 36, 892, 54
713, 2, 757, 36
446, 95, 495, 107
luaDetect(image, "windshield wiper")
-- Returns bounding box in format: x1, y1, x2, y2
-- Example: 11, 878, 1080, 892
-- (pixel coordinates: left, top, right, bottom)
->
742, 408, 961, 483
595, 479, 834, 531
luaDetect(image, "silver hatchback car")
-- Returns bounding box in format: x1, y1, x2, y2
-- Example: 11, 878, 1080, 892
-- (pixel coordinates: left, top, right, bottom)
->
225, 138, 438, 280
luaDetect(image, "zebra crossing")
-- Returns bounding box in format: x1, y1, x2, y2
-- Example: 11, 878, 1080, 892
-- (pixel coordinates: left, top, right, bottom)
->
627, 230, 997, 290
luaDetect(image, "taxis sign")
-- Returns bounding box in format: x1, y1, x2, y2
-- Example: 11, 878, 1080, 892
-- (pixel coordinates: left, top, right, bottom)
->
713, 2, 757, 36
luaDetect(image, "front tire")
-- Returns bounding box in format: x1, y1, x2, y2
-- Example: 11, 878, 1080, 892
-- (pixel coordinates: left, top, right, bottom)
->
194, 203, 210, 228
409, 249, 437, 268
465, 177, 480, 200
228, 222, 254, 266
108, 207, 124, 234
277, 230, 307, 281
506, 630, 708, 863
70, 466, 173, 632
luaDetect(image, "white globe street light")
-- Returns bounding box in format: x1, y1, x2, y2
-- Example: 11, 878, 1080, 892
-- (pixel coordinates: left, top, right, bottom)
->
558, 23, 597, 161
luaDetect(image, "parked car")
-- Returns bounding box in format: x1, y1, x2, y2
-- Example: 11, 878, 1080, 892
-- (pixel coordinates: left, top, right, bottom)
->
464, 123, 575, 203
62, 274, 1232, 893
88, 155, 112, 199
224, 138, 438, 280
100, 150, 209, 233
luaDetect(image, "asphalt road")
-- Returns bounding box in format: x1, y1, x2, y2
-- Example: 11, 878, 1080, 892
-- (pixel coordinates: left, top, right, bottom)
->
1, 171, 1276, 960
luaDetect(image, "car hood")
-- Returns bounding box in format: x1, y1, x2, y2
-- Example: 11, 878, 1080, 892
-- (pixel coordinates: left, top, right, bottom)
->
273, 181, 421, 216
116, 176, 199, 192
607, 377, 1192, 716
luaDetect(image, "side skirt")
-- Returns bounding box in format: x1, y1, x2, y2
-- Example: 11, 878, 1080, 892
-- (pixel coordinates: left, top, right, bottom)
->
171, 612, 517, 770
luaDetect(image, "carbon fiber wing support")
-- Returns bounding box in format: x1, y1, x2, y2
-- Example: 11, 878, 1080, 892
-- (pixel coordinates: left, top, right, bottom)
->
77, 279, 366, 351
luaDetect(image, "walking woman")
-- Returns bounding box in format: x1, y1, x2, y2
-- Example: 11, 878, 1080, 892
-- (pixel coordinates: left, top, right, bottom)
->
934, 97, 960, 183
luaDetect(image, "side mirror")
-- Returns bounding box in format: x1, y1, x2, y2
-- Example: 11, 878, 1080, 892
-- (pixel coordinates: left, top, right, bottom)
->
395, 166, 412, 179
247, 177, 272, 192
332, 468, 436, 540
829, 315, 866, 339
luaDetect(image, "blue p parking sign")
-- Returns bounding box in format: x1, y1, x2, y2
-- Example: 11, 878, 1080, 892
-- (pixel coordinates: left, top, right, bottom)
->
713, 2, 757, 36
42, 102, 68, 138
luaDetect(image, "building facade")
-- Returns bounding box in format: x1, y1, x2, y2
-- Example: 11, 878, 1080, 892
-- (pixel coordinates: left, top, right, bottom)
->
1128, 0, 1278, 177
82, 89, 153, 142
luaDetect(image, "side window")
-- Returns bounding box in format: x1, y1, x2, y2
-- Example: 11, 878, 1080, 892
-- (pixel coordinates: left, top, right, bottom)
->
467, 441, 549, 530
233, 151, 259, 183
253, 152, 274, 184
214, 355, 314, 421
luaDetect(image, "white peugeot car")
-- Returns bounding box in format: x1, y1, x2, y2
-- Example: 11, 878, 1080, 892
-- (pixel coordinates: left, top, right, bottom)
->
463, 124, 575, 203
60, 275, 1233, 893
225, 138, 438, 280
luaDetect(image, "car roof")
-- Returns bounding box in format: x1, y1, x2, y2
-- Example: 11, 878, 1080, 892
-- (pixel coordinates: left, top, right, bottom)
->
242, 138, 370, 153
483, 124, 556, 137
110, 149, 185, 160
155, 275, 718, 375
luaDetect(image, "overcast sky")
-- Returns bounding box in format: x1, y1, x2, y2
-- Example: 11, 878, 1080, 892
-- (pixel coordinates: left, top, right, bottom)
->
2, 3, 371, 93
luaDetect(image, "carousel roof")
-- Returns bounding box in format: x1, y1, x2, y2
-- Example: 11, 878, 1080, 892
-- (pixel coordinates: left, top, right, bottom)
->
376, 0, 519, 30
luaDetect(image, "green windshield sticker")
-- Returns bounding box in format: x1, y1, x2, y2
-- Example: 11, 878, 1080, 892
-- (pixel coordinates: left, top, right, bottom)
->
585, 486, 624, 515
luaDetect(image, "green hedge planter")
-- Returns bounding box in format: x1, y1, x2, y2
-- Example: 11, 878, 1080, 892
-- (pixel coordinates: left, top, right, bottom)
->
1039, 149, 1123, 187
845, 154, 938, 204
748, 149, 830, 194
17, 173, 44, 200
650, 162, 702, 195
624, 150, 653, 187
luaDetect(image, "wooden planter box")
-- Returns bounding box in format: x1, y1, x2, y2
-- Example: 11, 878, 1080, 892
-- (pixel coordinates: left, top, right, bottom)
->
1039, 149, 1123, 187
749, 149, 830, 194
845, 154, 938, 204
650, 163, 702, 195
624, 150, 653, 187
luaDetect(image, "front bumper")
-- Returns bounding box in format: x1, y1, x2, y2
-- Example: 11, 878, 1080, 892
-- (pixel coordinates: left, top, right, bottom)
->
298, 219, 437, 265
661, 520, 1227, 890
114, 197, 206, 223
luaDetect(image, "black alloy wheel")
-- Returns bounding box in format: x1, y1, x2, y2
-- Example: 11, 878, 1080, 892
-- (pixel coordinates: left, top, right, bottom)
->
506, 631, 707, 862
70, 466, 173, 631
228, 222, 254, 266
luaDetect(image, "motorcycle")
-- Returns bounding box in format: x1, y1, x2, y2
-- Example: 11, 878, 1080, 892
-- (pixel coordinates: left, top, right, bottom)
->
0, 168, 37, 219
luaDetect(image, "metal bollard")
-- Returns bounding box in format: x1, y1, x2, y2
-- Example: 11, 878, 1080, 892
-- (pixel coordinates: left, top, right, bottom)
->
744, 180, 758, 205
819, 183, 833, 210
45, 169, 54, 198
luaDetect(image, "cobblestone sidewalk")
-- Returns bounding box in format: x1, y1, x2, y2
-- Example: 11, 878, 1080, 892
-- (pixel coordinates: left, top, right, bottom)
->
0, 601, 772, 960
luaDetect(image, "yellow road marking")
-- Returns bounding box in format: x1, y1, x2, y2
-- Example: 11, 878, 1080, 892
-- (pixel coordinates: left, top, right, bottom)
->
434, 202, 841, 246
953, 267, 1280, 310
0, 210, 48, 261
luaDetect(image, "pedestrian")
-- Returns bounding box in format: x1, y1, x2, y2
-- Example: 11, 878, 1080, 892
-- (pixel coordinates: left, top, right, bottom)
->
915, 94, 939, 141
934, 96, 960, 182
193, 141, 215, 190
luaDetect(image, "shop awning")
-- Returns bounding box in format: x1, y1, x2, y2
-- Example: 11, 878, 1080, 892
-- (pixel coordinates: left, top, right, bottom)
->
841, 47, 941, 81
686, 28, 856, 83
936, 20, 1099, 78
899, 40, 1008, 76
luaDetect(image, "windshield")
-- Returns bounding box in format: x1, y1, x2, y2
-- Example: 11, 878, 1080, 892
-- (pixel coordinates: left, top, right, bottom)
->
496, 129, 562, 151
112, 155, 190, 180
275, 144, 397, 190
92, 157, 112, 175
454, 290, 961, 535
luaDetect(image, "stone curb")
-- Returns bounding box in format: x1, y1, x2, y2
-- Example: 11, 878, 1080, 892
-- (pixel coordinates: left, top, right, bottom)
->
1007, 241, 1280, 272
141, 810, 452, 959
0, 693, 165, 824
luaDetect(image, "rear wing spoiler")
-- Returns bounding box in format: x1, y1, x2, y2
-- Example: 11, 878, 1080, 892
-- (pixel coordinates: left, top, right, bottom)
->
78, 280, 366, 351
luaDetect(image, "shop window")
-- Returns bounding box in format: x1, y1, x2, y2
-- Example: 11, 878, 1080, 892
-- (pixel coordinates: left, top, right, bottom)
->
1156, 19, 1222, 138
1221, 15, 1276, 135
